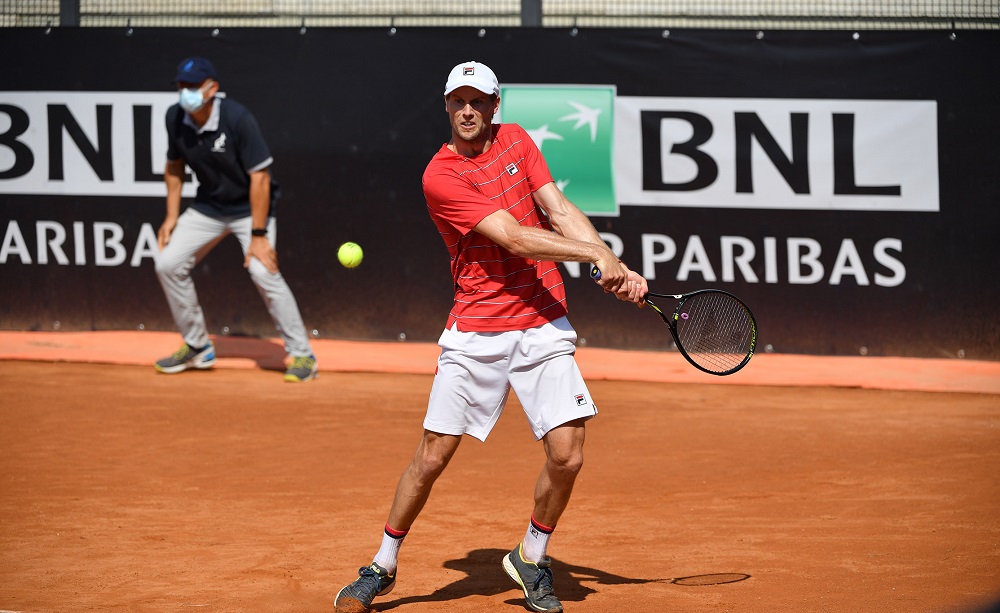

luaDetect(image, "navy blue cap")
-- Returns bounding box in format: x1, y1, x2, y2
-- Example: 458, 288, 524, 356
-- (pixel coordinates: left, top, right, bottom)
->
174, 57, 217, 84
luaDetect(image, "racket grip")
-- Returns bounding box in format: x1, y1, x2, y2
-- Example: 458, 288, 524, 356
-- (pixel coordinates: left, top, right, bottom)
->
590, 265, 601, 281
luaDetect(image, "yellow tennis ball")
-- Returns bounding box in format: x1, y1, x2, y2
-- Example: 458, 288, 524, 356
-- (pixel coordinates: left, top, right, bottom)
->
337, 241, 363, 268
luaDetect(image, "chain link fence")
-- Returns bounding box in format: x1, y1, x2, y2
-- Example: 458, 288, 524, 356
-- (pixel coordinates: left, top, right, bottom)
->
2, 0, 998, 30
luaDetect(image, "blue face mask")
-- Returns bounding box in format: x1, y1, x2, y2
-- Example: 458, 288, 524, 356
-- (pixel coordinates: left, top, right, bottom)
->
179, 83, 209, 113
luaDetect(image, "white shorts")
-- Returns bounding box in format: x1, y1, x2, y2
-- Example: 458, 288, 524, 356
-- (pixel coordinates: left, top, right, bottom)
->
423, 316, 597, 442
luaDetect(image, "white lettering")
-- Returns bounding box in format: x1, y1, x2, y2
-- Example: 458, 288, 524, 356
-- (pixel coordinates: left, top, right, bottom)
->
93, 222, 126, 266
788, 237, 824, 284
0, 220, 160, 267
1, 221, 31, 263
73, 221, 86, 264
130, 223, 159, 267
829, 238, 870, 285
677, 235, 716, 282
641, 234, 676, 280
763, 236, 778, 284
36, 220, 69, 265
874, 238, 905, 287
721, 235, 757, 283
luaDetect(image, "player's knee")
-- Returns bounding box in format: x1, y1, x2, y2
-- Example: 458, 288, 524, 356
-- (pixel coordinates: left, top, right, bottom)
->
409, 454, 448, 486
547, 448, 584, 477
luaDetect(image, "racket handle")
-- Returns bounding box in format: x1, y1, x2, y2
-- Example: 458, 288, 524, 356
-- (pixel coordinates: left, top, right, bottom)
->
590, 265, 601, 281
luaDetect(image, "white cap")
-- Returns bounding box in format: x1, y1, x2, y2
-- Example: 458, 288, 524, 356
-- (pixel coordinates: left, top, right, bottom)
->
443, 61, 500, 97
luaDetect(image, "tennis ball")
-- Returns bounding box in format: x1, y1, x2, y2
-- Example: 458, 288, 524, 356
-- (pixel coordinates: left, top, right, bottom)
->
337, 241, 363, 268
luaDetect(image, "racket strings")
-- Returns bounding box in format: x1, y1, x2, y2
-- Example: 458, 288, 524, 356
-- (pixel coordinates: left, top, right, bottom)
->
675, 293, 755, 373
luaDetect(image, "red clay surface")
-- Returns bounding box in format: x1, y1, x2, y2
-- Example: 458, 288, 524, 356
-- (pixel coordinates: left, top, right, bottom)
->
1, 331, 999, 613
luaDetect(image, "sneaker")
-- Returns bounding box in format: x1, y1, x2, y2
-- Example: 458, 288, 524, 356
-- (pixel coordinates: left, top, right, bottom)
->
154, 342, 215, 374
284, 354, 318, 382
502, 544, 563, 613
334, 562, 395, 612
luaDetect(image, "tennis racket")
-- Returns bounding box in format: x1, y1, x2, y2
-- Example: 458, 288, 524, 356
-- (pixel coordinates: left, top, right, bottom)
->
591, 266, 757, 376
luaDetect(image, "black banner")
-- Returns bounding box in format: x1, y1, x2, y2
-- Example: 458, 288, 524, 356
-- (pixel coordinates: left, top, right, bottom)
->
1, 28, 998, 360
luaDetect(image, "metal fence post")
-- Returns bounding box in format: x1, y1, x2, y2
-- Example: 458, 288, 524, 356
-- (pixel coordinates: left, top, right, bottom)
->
521, 0, 542, 26
60, 0, 80, 25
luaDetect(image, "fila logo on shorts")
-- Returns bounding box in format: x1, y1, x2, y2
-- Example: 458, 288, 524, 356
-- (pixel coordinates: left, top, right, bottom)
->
575, 394, 586, 406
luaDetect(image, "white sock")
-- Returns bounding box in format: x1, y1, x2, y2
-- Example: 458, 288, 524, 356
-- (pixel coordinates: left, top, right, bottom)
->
521, 516, 554, 563
372, 523, 407, 574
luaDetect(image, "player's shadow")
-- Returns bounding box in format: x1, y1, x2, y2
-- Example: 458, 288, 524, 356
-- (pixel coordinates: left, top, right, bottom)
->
211, 335, 288, 372
374, 548, 746, 611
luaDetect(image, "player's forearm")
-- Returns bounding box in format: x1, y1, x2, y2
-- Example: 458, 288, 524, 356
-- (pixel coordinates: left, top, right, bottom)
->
533, 181, 606, 246
545, 205, 605, 247
503, 224, 610, 264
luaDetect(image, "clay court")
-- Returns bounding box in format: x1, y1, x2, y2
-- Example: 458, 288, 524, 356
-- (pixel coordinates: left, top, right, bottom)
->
1, 332, 999, 613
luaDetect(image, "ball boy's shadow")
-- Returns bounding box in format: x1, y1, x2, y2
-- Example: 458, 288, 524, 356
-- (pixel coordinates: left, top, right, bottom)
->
374, 547, 674, 611
211, 335, 288, 371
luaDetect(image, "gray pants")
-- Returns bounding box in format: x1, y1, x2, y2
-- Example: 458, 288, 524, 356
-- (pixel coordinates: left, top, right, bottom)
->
154, 208, 313, 357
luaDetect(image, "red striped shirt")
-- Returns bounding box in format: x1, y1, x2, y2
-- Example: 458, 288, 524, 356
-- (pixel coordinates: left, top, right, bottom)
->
422, 123, 568, 332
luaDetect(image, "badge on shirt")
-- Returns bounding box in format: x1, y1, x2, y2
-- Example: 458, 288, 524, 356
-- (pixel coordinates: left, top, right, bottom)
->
211, 133, 227, 153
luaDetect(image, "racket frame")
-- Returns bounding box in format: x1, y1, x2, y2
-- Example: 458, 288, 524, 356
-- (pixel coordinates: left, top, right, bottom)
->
644, 289, 757, 376
589, 265, 757, 375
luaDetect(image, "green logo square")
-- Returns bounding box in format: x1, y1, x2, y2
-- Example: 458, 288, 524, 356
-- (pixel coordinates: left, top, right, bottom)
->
500, 85, 617, 215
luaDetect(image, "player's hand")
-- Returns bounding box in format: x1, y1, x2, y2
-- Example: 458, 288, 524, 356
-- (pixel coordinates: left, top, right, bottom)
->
614, 268, 648, 307
157, 218, 177, 250
592, 256, 629, 294
245, 236, 279, 273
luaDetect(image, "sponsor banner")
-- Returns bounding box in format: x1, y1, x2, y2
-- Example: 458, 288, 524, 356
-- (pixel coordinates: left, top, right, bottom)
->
501, 89, 939, 215
0, 28, 996, 359
615, 97, 939, 213
4, 91, 941, 214
0, 92, 195, 197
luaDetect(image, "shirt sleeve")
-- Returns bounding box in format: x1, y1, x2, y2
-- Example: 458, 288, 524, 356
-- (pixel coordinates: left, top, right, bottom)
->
235, 109, 273, 173
423, 168, 502, 235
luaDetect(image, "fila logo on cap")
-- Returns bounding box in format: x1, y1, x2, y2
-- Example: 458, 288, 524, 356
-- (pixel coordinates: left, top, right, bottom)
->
463, 66, 475, 76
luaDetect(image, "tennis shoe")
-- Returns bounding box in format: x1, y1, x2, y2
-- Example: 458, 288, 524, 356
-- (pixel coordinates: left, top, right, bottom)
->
502, 544, 563, 613
284, 354, 318, 382
334, 562, 395, 612
154, 342, 215, 374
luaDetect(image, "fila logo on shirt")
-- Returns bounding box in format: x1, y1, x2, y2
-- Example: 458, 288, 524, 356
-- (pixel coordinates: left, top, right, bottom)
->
505, 162, 519, 176
211, 132, 227, 153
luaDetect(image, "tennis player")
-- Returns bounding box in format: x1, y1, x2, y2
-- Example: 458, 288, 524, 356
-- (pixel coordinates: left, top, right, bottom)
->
334, 60, 647, 613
